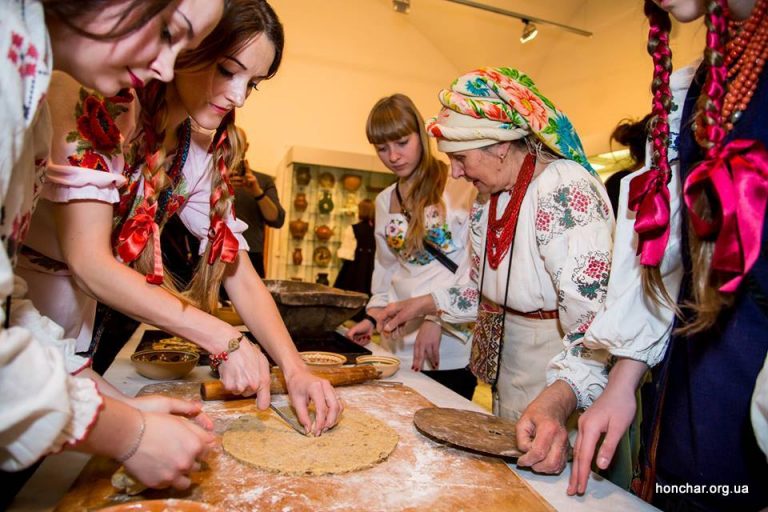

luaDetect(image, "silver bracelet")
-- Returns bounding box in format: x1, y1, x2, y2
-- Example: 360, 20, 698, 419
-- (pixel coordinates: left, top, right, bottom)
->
117, 410, 146, 463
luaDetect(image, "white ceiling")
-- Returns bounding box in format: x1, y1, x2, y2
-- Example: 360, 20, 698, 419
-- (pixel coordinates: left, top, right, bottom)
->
241, 0, 706, 175
393, 0, 704, 154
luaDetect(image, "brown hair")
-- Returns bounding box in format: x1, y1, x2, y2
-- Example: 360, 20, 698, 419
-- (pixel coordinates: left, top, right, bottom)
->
358, 198, 375, 222
43, 0, 177, 41
610, 114, 653, 170
680, 0, 735, 334
130, 0, 284, 312
366, 93, 447, 257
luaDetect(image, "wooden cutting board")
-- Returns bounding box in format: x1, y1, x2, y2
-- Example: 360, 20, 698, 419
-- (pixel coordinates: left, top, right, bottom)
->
414, 407, 522, 458
55, 382, 554, 512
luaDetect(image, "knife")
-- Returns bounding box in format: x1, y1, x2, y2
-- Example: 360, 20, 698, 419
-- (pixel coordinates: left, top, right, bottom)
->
269, 403, 313, 436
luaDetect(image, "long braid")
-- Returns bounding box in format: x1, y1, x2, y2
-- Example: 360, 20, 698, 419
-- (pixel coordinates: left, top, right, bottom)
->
117, 81, 185, 293
186, 112, 243, 312
694, 0, 729, 155
640, 0, 677, 307
681, 0, 735, 334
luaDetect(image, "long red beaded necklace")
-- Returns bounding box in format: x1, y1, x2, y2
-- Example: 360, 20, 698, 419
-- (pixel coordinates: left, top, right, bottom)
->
486, 153, 536, 269
722, 0, 768, 131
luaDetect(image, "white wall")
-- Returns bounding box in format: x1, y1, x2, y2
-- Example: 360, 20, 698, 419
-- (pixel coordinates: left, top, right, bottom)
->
239, 0, 706, 177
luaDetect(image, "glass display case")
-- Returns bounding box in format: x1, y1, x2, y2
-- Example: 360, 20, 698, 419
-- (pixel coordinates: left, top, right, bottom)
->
267, 147, 395, 284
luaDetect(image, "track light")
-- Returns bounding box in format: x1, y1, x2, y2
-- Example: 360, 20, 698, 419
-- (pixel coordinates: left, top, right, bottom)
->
444, 0, 592, 39
393, 0, 410, 14
520, 19, 538, 44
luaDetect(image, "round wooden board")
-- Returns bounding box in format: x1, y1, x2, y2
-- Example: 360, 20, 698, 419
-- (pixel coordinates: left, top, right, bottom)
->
413, 407, 521, 458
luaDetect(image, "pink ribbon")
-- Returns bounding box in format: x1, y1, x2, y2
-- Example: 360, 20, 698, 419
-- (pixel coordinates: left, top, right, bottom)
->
628, 168, 671, 266
683, 139, 768, 293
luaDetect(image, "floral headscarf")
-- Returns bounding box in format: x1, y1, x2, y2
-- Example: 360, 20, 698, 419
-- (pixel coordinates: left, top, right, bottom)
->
426, 67, 595, 175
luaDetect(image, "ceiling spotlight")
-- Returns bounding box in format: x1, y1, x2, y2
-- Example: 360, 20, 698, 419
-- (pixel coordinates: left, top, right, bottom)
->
393, 0, 410, 14
520, 19, 538, 43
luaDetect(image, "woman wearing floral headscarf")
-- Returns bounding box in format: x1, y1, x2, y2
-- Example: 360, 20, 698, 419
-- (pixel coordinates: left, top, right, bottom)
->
380, 67, 613, 433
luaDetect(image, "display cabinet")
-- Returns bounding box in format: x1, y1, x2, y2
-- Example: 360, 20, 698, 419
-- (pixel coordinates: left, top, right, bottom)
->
267, 146, 395, 284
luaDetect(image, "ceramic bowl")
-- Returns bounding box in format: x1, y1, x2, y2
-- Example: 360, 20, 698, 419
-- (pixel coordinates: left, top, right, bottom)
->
299, 351, 347, 367
355, 355, 401, 378
131, 350, 199, 380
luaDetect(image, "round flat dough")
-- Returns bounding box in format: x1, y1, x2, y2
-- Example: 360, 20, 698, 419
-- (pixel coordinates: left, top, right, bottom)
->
222, 409, 398, 475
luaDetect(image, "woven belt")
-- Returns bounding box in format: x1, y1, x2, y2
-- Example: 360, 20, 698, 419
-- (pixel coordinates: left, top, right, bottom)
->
503, 306, 559, 320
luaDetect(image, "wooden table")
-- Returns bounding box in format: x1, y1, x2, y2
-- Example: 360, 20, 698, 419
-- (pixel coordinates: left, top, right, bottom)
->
10, 325, 658, 512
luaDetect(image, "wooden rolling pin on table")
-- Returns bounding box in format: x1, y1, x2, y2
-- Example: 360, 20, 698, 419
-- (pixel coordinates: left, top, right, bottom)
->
200, 364, 380, 400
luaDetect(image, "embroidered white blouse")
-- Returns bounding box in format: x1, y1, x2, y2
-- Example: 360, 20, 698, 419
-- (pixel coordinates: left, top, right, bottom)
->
432, 159, 615, 408
547, 65, 692, 408
0, 0, 102, 471
367, 178, 476, 370
19, 72, 249, 350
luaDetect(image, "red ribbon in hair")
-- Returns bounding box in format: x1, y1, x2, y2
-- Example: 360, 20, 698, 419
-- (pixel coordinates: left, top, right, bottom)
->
116, 173, 166, 285
683, 139, 768, 293
207, 216, 238, 264
116, 201, 165, 285
204, 121, 239, 265
628, 168, 671, 266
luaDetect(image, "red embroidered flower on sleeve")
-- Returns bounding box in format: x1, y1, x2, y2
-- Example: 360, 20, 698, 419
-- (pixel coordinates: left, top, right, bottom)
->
76, 96, 121, 152
67, 149, 109, 172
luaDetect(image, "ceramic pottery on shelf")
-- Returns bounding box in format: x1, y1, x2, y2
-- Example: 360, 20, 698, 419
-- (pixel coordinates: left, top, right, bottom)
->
292, 247, 303, 265
315, 272, 330, 286
318, 191, 334, 214
293, 192, 308, 212
295, 166, 311, 186
318, 172, 335, 189
342, 174, 362, 192
313, 246, 332, 267
289, 219, 309, 240
314, 224, 333, 241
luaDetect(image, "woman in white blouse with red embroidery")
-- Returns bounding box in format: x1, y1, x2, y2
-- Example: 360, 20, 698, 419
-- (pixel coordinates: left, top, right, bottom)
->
346, 94, 477, 399
20, 0, 342, 438
379, 69, 614, 458
0, 0, 224, 496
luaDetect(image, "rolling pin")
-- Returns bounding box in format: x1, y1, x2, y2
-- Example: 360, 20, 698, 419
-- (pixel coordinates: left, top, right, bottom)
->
200, 365, 380, 400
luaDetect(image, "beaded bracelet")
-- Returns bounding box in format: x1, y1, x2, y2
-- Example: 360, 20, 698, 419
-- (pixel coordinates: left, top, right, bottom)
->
117, 410, 146, 463
209, 333, 245, 372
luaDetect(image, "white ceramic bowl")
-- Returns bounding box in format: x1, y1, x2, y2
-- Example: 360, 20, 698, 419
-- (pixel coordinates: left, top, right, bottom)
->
355, 355, 401, 378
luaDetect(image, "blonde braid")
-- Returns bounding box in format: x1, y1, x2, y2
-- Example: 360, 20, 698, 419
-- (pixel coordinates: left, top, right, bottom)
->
186, 113, 243, 312
679, 0, 735, 334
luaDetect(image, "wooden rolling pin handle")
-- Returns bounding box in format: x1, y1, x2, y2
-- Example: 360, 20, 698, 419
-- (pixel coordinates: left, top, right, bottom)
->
200, 365, 380, 401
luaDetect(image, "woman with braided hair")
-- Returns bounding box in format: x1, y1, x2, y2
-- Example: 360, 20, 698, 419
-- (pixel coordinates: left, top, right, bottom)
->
561, 0, 768, 509
20, 0, 343, 437
1, 0, 225, 499
378, 68, 614, 438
